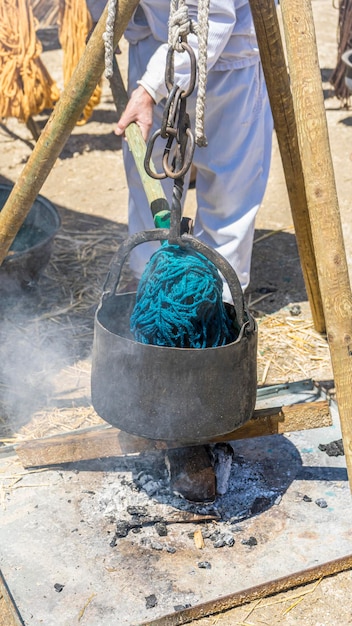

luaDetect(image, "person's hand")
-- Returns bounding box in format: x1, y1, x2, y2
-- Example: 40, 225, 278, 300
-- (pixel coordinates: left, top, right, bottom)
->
115, 85, 155, 142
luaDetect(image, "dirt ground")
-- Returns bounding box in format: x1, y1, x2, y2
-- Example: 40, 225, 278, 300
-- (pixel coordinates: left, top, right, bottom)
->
1, 0, 352, 624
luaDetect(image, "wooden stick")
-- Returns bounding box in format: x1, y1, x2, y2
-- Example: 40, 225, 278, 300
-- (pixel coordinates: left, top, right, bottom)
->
108, 56, 169, 217
279, 0, 352, 492
0, 0, 139, 264
248, 0, 325, 333
137, 553, 352, 625
0, 569, 24, 626
15, 400, 331, 468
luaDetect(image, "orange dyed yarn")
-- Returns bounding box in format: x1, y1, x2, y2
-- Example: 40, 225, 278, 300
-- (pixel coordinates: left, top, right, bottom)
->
58, 0, 102, 125
0, 0, 60, 122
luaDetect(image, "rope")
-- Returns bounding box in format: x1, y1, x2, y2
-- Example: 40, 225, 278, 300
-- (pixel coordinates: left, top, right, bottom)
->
102, 0, 117, 78
58, 0, 102, 125
0, 0, 60, 122
102, 0, 210, 143
130, 245, 237, 348
168, 0, 210, 146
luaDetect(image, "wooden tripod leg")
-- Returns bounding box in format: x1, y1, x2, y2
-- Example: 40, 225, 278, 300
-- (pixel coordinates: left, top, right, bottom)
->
279, 0, 352, 489
0, 0, 139, 265
248, 0, 325, 333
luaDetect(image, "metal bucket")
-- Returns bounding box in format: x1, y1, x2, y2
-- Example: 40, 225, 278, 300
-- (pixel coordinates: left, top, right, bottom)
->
91, 230, 258, 444
0, 184, 61, 287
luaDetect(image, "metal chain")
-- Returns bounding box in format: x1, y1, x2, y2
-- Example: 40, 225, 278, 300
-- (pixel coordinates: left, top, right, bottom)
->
144, 42, 197, 182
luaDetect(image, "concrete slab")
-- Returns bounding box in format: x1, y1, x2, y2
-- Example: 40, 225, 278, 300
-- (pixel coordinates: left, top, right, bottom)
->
0, 400, 351, 626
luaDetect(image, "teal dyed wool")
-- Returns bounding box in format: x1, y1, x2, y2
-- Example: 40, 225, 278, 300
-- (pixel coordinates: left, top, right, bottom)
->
130, 244, 238, 348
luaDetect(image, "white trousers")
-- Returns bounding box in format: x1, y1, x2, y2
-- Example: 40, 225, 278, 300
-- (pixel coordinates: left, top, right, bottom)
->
124, 36, 273, 302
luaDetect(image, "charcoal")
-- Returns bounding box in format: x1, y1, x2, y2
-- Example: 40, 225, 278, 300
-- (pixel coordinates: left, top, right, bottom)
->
213, 533, 235, 548
241, 536, 257, 546
128, 516, 143, 529
318, 439, 344, 457
115, 520, 130, 537
145, 594, 157, 609
209, 530, 221, 541
223, 533, 235, 547
315, 498, 328, 508
155, 521, 168, 536
143, 480, 162, 497
150, 540, 163, 551
166, 545, 177, 553
250, 496, 272, 515
213, 538, 226, 548
201, 529, 213, 539
289, 304, 301, 316
127, 505, 148, 517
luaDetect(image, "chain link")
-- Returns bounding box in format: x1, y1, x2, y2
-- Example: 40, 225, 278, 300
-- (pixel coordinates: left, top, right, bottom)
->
144, 42, 197, 181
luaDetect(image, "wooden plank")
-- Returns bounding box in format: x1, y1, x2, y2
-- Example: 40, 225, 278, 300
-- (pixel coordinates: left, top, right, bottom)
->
248, 0, 325, 332
279, 0, 352, 492
15, 400, 331, 468
0, 569, 24, 626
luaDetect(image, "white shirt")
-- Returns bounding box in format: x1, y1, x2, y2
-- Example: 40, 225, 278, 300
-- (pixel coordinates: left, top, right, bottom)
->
124, 1, 260, 103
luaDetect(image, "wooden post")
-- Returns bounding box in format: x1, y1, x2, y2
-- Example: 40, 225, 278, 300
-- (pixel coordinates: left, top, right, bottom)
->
0, 0, 139, 264
280, 0, 352, 488
248, 0, 325, 333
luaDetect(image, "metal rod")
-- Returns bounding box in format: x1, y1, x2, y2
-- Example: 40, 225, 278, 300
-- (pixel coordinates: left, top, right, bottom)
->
136, 553, 352, 625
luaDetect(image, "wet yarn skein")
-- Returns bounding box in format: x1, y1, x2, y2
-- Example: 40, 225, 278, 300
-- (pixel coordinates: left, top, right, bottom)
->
130, 244, 238, 348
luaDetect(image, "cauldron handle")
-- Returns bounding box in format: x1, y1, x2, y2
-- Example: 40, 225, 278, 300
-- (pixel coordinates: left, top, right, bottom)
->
102, 229, 252, 331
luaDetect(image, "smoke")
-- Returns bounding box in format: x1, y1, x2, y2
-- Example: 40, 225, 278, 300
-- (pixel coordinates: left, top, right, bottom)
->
0, 319, 67, 426
0, 284, 86, 435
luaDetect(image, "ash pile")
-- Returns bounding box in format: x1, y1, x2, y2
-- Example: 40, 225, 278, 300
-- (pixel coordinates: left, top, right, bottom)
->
81, 435, 298, 557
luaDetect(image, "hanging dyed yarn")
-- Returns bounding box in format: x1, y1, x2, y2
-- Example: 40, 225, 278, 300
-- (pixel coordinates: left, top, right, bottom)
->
0, 0, 60, 122
130, 244, 238, 348
58, 0, 102, 125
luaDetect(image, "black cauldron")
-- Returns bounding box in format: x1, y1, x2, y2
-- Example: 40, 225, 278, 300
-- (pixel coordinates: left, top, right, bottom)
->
91, 231, 258, 444
0, 184, 61, 288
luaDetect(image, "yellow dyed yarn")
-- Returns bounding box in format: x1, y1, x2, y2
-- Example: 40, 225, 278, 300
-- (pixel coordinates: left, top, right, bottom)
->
58, 0, 102, 125
0, 0, 60, 122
